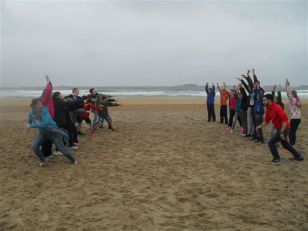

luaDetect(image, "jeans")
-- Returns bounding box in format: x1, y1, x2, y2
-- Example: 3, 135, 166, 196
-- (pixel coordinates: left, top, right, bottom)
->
31, 131, 76, 163
231, 111, 242, 130
289, 119, 301, 145
269, 121, 277, 138
207, 104, 216, 122
255, 114, 264, 142
247, 107, 254, 135
251, 107, 257, 137
268, 129, 301, 159
220, 105, 228, 124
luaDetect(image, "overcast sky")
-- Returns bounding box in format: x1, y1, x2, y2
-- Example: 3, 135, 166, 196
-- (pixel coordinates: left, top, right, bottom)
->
1, 0, 307, 87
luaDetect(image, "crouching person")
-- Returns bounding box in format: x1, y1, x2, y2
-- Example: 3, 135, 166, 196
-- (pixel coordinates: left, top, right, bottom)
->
28, 98, 77, 166
256, 94, 304, 163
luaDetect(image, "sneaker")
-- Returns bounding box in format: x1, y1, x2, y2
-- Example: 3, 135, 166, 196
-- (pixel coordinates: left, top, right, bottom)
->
73, 142, 79, 146
39, 161, 45, 166
73, 160, 78, 165
54, 151, 63, 156
230, 129, 234, 133
272, 158, 281, 163
296, 156, 304, 161
69, 145, 79, 150
45, 155, 53, 161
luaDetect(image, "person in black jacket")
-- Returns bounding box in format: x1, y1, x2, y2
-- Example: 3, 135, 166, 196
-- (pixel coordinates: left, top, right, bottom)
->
239, 84, 248, 136
52, 92, 84, 150
272, 84, 284, 109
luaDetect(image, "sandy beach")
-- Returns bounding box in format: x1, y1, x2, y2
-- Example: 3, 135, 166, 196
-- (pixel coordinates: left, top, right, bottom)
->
0, 98, 307, 231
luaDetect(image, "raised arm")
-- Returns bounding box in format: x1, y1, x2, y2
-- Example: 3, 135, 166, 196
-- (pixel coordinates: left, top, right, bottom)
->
41, 75, 53, 106
239, 86, 247, 97
272, 84, 277, 98
285, 79, 292, 99
252, 68, 258, 83
217, 83, 222, 94
205, 83, 209, 94
238, 77, 250, 93
242, 73, 253, 91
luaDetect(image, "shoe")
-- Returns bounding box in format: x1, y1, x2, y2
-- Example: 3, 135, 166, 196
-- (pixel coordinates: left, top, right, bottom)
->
77, 131, 85, 136
73, 160, 78, 165
294, 156, 304, 161
272, 158, 281, 163
39, 161, 45, 166
69, 145, 79, 150
245, 134, 252, 138
54, 151, 63, 156
241, 133, 247, 136
226, 127, 231, 132
45, 155, 53, 161
230, 130, 234, 133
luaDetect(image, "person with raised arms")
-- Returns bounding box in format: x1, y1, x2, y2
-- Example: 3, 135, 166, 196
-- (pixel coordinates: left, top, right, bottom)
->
205, 82, 216, 122
285, 79, 302, 145
217, 82, 229, 125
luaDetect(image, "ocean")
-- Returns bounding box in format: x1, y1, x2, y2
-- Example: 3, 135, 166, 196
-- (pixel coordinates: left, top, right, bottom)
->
1, 85, 308, 99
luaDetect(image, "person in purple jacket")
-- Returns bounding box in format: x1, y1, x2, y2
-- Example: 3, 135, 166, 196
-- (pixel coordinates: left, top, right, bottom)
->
205, 82, 216, 122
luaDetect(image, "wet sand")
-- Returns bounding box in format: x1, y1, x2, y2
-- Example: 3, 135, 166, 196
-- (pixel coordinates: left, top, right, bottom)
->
0, 98, 308, 231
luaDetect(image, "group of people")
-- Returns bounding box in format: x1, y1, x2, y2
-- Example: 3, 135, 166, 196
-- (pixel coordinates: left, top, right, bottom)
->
205, 69, 304, 163
28, 76, 116, 166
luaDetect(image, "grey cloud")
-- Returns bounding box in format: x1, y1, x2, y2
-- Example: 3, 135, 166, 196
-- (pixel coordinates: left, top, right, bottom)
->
1, 0, 307, 87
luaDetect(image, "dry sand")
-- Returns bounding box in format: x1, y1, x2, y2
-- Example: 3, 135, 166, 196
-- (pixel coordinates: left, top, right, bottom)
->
0, 98, 308, 231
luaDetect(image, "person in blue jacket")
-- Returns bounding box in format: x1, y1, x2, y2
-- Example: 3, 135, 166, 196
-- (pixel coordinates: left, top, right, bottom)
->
205, 82, 216, 122
28, 98, 77, 166
253, 81, 265, 144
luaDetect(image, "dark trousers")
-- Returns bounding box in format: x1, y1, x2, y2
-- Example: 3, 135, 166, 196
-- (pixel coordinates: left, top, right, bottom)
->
207, 104, 216, 122
289, 119, 301, 145
220, 105, 228, 124
251, 107, 257, 137
71, 123, 78, 144
255, 114, 264, 142
268, 129, 301, 159
228, 110, 235, 127
41, 140, 52, 157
